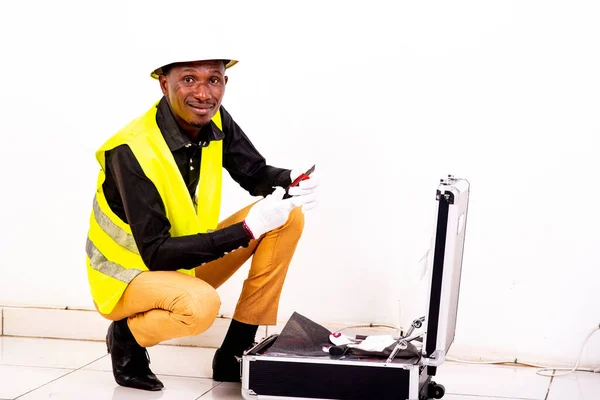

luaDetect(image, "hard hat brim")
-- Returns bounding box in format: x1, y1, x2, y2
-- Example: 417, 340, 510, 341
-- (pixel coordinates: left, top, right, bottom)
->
150, 59, 238, 79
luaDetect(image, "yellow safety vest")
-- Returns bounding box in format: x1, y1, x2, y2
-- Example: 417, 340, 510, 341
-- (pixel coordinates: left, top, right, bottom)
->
86, 101, 223, 314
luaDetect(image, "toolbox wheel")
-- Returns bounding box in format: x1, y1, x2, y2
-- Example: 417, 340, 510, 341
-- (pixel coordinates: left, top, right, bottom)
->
427, 382, 445, 399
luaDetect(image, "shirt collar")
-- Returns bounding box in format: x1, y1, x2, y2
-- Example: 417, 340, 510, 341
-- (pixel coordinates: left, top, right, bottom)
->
155, 96, 224, 151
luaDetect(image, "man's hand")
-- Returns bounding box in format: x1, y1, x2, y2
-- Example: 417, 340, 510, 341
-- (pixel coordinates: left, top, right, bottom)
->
288, 166, 320, 212
244, 187, 316, 239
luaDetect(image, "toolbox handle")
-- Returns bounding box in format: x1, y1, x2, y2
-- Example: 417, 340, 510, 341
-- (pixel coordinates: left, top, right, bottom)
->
245, 334, 279, 356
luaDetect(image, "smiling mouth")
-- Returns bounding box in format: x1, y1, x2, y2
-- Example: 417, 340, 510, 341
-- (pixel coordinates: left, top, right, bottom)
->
188, 104, 214, 115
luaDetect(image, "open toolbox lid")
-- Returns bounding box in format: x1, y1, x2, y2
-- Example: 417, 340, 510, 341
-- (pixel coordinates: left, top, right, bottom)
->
422, 175, 470, 367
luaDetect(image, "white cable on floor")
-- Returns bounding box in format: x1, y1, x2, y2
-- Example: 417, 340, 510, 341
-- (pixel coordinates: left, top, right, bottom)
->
446, 327, 600, 377
535, 327, 599, 377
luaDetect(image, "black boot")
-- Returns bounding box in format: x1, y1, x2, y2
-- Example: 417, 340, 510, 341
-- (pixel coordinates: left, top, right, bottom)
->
212, 319, 258, 382
106, 319, 164, 391
212, 348, 242, 382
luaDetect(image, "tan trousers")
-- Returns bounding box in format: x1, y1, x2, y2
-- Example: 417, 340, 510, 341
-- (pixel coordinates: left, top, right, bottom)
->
99, 203, 304, 347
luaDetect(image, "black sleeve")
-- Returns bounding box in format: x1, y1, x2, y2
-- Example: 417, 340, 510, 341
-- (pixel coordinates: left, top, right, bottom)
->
220, 106, 292, 197
103, 145, 252, 271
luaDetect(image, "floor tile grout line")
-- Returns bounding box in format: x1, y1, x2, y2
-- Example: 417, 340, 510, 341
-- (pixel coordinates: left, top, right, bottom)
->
194, 381, 223, 399
446, 392, 545, 400
0, 363, 94, 371
82, 365, 216, 381
12, 354, 108, 399
12, 368, 76, 399
151, 372, 216, 380
80, 352, 218, 381
0, 334, 107, 344
1, 334, 220, 349
543, 370, 556, 400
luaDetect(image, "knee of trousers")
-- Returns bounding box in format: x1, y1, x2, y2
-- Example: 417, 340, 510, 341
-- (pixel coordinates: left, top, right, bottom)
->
176, 286, 221, 337
281, 207, 305, 238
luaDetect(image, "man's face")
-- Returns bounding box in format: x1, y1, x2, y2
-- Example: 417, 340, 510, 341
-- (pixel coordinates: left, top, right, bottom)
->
159, 60, 228, 135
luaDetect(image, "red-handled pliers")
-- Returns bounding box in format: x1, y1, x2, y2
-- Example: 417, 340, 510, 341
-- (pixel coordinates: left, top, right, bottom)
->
284, 164, 315, 198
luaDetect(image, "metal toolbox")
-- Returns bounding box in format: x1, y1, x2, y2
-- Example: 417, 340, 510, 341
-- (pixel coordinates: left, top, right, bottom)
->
241, 176, 470, 400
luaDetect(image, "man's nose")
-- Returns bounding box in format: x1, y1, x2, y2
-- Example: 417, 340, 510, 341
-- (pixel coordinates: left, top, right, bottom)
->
193, 84, 210, 101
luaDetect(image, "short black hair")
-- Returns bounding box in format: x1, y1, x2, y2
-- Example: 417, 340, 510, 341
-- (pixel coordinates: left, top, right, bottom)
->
160, 64, 173, 76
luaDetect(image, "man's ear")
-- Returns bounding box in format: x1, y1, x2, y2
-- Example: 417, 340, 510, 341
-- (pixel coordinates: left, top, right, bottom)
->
224, 75, 229, 85
158, 75, 169, 96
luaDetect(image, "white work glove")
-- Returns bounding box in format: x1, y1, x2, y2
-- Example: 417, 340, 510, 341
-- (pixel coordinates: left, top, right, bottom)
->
288, 166, 320, 212
244, 187, 316, 239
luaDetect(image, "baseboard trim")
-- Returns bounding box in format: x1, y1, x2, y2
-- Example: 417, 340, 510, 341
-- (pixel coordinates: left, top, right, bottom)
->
1, 306, 596, 369
0, 306, 373, 349
0, 305, 234, 348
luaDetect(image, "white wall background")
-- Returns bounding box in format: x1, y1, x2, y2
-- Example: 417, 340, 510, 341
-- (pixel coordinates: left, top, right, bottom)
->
0, 0, 598, 367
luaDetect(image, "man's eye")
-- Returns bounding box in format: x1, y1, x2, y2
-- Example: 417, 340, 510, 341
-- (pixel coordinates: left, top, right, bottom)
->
183, 76, 194, 83
210, 77, 220, 84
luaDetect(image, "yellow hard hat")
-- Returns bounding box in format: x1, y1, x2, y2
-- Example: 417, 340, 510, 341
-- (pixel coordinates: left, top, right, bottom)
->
140, 27, 239, 79
148, 41, 239, 79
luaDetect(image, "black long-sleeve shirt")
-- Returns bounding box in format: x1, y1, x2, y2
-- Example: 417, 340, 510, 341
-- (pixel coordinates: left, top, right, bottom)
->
101, 97, 291, 271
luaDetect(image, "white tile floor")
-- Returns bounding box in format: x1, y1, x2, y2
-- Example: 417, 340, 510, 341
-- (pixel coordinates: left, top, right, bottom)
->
0, 336, 598, 400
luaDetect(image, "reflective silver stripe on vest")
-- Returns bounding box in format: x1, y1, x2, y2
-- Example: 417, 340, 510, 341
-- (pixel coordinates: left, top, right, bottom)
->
93, 196, 139, 255
86, 238, 143, 284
